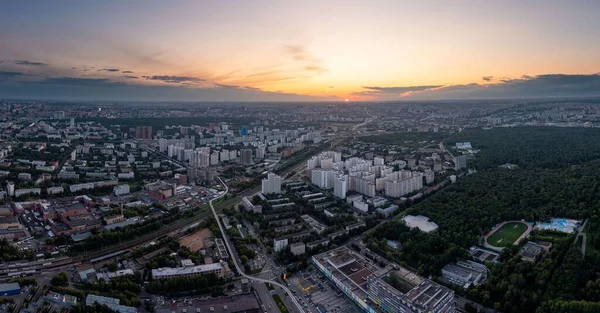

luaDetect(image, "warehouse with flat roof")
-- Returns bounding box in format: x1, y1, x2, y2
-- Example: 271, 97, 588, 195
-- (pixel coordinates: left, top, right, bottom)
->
0, 282, 20, 296
312, 246, 454, 313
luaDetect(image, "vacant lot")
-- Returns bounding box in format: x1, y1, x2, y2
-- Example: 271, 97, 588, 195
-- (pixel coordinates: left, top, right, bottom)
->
179, 228, 212, 251
487, 222, 528, 248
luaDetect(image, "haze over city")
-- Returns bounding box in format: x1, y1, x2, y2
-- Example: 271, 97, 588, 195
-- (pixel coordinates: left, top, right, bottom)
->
1, 0, 600, 101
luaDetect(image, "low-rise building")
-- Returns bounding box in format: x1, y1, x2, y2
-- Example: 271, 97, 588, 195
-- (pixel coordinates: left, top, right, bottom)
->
86, 295, 137, 313
402, 215, 439, 233
519, 241, 545, 262
442, 260, 488, 289
151, 262, 230, 279
290, 242, 306, 256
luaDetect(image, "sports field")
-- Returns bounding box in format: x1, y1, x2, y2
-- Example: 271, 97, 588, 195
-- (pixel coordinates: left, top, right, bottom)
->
486, 222, 528, 248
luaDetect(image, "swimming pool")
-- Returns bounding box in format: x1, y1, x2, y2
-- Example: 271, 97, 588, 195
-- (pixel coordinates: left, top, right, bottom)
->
534, 218, 581, 233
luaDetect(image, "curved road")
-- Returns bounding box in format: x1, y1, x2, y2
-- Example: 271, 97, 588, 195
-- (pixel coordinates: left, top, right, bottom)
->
210, 177, 306, 313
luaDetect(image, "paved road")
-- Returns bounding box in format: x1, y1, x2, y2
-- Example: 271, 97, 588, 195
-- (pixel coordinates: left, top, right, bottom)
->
577, 219, 588, 256
210, 177, 306, 313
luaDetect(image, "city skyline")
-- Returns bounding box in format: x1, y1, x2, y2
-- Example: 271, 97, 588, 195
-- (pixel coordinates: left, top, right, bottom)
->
1, 0, 600, 101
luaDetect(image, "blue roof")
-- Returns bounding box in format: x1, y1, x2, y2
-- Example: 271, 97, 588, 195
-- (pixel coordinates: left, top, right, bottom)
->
0, 282, 21, 292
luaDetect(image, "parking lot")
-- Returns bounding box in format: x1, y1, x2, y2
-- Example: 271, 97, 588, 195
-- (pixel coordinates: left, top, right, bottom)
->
286, 268, 362, 313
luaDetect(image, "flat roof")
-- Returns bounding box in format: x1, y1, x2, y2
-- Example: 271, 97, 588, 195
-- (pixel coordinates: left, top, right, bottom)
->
152, 263, 223, 278
313, 246, 453, 313
0, 282, 20, 292
402, 215, 439, 233
155, 293, 260, 313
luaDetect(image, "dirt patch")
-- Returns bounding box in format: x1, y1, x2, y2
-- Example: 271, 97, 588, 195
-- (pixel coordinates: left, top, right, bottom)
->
179, 228, 212, 251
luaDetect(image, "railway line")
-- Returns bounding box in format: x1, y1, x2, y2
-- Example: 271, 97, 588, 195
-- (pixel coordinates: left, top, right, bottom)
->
1, 135, 348, 279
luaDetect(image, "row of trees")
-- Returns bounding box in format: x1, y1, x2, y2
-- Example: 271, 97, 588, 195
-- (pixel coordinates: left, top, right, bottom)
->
146, 273, 223, 296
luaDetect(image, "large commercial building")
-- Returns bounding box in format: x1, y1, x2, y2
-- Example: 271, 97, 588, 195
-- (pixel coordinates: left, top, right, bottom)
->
0, 283, 21, 296
261, 172, 282, 195
312, 246, 454, 313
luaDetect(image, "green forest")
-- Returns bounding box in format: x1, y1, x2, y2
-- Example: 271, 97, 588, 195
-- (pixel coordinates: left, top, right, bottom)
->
447, 127, 600, 169
366, 127, 600, 313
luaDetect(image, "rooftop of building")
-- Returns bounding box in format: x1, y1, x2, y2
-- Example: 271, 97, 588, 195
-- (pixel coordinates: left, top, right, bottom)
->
155, 292, 260, 313
402, 215, 439, 233
520, 242, 544, 259
313, 246, 453, 313
152, 263, 223, 277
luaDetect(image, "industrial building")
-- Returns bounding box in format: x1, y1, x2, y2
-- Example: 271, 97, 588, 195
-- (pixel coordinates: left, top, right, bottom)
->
312, 246, 454, 313
151, 262, 230, 279
0, 282, 21, 296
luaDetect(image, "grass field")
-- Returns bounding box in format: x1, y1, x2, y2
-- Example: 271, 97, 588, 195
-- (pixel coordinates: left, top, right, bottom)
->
487, 222, 528, 247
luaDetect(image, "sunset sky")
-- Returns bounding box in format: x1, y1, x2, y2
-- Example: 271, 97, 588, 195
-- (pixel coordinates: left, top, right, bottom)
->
1, 0, 600, 101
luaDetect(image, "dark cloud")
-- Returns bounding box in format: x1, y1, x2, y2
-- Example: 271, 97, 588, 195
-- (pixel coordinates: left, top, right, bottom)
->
142, 75, 206, 84
0, 71, 26, 78
404, 74, 600, 100
82, 68, 91, 72
0, 61, 4, 64
123, 75, 138, 79
71, 67, 77, 70
482, 76, 494, 82
14, 60, 48, 66
99, 68, 120, 72
0, 75, 323, 101
122, 70, 134, 74
354, 85, 442, 98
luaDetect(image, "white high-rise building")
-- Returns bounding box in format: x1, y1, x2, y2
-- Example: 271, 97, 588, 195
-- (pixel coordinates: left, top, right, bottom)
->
334, 174, 348, 199
311, 169, 337, 189
159, 138, 168, 153
261, 172, 282, 195
425, 169, 435, 184
229, 150, 238, 161
210, 152, 220, 165
6, 181, 15, 197
454, 155, 467, 170
374, 157, 384, 166
384, 171, 424, 198
220, 150, 229, 162
256, 144, 266, 160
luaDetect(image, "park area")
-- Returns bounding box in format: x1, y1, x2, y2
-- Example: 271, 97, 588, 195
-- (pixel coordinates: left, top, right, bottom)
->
486, 221, 529, 248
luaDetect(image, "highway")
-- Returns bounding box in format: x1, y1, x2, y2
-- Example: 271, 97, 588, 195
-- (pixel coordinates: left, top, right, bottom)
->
209, 176, 306, 313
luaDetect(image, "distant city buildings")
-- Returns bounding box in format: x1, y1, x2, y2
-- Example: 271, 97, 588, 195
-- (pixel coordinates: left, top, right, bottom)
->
135, 126, 152, 139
